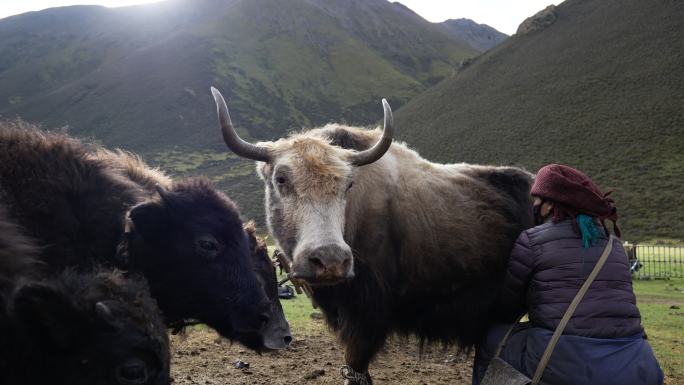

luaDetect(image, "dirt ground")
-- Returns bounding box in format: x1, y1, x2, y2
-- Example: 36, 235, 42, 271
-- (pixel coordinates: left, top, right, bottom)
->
170, 318, 474, 385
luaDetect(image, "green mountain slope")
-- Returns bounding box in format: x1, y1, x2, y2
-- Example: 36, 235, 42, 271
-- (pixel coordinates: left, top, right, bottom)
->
440, 18, 508, 52
395, 0, 684, 241
0, 0, 478, 223
0, 0, 476, 151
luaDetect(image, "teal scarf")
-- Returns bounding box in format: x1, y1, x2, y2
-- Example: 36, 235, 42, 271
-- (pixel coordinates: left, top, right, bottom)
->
577, 214, 601, 248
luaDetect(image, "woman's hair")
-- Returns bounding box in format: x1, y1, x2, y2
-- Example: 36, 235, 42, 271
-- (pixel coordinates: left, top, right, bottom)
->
547, 199, 620, 240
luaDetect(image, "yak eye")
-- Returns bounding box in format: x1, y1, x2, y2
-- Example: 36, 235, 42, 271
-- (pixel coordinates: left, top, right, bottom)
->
346, 181, 354, 191
195, 235, 220, 260
198, 240, 217, 251
275, 175, 286, 185
115, 358, 149, 385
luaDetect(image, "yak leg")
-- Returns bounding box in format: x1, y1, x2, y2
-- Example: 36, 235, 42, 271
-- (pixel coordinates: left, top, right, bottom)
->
341, 332, 385, 385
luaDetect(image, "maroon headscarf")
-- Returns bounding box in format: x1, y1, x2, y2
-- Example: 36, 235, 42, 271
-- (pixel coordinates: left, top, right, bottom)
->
531, 164, 621, 237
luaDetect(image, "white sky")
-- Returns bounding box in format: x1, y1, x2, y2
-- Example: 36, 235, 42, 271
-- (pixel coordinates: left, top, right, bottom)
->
0, 0, 561, 34
397, 0, 562, 35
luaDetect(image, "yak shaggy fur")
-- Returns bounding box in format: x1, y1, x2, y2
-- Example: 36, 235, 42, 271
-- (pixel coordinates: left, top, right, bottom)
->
258, 124, 534, 377
0, 269, 169, 385
0, 122, 144, 269
0, 206, 169, 385
0, 204, 41, 292
87, 148, 173, 192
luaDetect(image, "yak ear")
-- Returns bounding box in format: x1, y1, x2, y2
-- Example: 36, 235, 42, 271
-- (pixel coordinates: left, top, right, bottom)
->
12, 283, 84, 349
256, 162, 271, 182
129, 201, 169, 241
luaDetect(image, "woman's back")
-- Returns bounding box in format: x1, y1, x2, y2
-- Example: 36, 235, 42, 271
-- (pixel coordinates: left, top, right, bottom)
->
473, 164, 663, 385
502, 219, 642, 338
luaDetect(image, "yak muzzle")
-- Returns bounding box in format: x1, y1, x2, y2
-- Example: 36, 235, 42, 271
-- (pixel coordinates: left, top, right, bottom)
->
292, 244, 354, 285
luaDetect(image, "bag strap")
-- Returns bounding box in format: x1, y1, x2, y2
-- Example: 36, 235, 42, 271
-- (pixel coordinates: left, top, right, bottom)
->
493, 314, 526, 358
530, 234, 615, 385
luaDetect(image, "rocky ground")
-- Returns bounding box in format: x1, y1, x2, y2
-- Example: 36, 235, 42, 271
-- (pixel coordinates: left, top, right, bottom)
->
170, 318, 474, 385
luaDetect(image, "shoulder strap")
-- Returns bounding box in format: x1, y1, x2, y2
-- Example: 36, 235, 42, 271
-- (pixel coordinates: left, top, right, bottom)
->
530, 234, 615, 385
493, 313, 526, 358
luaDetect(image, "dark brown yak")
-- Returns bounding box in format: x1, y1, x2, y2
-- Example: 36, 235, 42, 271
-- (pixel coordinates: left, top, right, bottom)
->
0, 205, 170, 385
211, 87, 534, 384
244, 221, 292, 349
0, 121, 273, 351
91, 148, 292, 349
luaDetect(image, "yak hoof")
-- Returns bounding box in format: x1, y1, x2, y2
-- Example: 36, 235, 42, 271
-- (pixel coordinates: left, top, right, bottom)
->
341, 366, 372, 385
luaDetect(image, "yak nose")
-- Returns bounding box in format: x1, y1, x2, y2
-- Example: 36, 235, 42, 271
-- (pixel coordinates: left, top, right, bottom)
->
296, 244, 354, 284
264, 330, 293, 350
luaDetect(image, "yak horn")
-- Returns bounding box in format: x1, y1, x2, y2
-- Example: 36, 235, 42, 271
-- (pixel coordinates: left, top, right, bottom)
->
155, 183, 172, 202
210, 87, 271, 162
350, 99, 394, 166
95, 301, 113, 320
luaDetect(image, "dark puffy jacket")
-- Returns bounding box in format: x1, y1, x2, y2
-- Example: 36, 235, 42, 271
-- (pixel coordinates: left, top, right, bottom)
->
501, 219, 642, 338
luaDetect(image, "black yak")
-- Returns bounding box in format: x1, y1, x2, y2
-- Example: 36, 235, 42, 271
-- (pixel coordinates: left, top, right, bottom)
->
244, 221, 292, 349
211, 88, 534, 384
0, 121, 272, 351
0, 206, 169, 385
93, 147, 292, 349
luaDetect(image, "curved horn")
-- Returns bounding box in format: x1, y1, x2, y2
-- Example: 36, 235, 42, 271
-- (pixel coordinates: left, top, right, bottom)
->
155, 183, 172, 202
95, 301, 113, 320
350, 99, 394, 166
210, 87, 271, 162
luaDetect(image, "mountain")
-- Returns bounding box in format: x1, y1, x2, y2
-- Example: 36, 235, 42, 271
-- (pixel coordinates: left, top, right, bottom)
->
0, 0, 477, 152
440, 18, 508, 52
395, 0, 684, 241
0, 0, 478, 223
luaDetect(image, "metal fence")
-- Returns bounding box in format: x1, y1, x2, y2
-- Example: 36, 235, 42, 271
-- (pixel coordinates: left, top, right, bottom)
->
625, 243, 684, 279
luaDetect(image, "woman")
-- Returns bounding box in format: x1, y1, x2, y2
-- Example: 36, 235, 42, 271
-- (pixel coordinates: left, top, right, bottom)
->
473, 164, 663, 385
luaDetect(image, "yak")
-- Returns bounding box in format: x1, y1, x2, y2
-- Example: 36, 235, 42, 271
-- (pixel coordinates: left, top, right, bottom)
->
244, 221, 292, 349
91, 147, 292, 349
0, 205, 169, 385
211, 87, 534, 384
0, 121, 274, 351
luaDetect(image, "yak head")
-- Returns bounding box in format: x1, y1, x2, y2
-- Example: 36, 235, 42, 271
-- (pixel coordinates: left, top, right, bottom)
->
123, 178, 273, 351
2, 270, 169, 385
244, 221, 292, 349
210, 87, 394, 286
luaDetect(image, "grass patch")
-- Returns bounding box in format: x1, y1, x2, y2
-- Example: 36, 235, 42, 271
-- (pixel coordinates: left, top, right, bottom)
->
634, 278, 684, 384
634, 279, 684, 301
150, 149, 257, 184
277, 281, 323, 335
152, 149, 232, 174
271, 244, 323, 334
280, 290, 323, 334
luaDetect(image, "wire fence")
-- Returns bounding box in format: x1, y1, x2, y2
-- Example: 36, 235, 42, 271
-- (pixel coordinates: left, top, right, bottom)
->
625, 243, 684, 279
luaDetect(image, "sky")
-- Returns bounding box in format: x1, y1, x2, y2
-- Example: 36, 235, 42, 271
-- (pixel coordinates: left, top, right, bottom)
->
0, 0, 562, 35
397, 0, 562, 35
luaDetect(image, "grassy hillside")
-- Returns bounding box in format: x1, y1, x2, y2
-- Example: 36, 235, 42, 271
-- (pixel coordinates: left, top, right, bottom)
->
0, 0, 477, 152
440, 18, 508, 52
395, 0, 684, 241
0, 0, 480, 223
